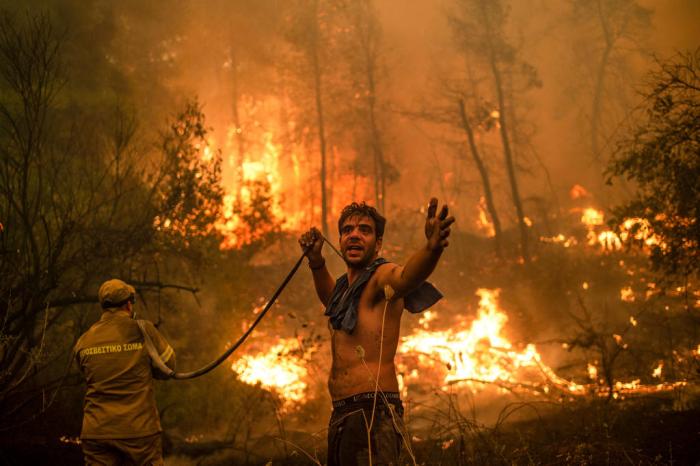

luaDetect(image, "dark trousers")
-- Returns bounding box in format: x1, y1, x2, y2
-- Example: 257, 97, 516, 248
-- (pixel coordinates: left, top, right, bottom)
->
81, 432, 163, 466
327, 392, 412, 466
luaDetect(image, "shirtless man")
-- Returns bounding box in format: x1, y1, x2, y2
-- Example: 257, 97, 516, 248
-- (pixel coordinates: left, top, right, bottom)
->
299, 198, 454, 466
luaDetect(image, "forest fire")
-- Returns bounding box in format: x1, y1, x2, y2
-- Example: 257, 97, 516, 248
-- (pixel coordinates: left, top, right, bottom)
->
2, 2, 698, 464
211, 121, 377, 248
397, 289, 587, 395
538, 205, 667, 254
216, 130, 304, 248
230, 288, 691, 407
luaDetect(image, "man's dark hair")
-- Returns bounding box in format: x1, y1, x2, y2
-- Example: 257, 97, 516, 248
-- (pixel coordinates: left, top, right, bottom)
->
338, 202, 386, 239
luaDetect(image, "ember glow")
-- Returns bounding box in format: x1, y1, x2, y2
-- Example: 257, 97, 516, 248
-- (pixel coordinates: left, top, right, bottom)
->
587, 363, 598, 380
620, 286, 635, 302
539, 233, 578, 247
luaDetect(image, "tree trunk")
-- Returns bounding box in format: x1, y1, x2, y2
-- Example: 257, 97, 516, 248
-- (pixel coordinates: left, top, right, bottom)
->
311, 0, 329, 237
479, 2, 530, 264
457, 99, 503, 257
492, 63, 530, 263
591, 0, 614, 164
349, 0, 386, 213
230, 50, 246, 197
365, 52, 385, 213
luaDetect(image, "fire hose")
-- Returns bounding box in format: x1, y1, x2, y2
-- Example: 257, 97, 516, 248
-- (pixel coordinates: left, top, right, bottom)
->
141, 234, 342, 380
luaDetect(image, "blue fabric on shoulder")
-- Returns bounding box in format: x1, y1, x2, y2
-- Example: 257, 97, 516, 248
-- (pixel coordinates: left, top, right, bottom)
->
324, 257, 443, 333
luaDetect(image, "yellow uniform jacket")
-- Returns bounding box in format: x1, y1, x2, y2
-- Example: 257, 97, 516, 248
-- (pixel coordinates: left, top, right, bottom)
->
74, 312, 175, 439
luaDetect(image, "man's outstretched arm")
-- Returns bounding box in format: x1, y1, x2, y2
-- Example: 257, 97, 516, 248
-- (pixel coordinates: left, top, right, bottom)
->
299, 227, 335, 306
378, 198, 455, 298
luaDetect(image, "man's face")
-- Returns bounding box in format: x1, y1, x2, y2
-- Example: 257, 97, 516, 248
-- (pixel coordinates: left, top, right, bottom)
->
339, 215, 382, 269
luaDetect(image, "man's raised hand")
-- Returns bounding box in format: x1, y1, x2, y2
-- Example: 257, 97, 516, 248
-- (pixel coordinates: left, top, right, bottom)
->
424, 198, 455, 251
299, 227, 325, 267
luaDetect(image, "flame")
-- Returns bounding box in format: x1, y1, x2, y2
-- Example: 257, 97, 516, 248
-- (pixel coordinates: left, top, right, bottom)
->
581, 208, 605, 227
395, 290, 689, 399
539, 234, 577, 247
230, 337, 309, 408
475, 197, 495, 237
216, 130, 308, 248
201, 145, 214, 162
209, 113, 376, 248
619, 218, 666, 248
597, 230, 622, 250
59, 436, 81, 445
418, 310, 436, 329
576, 209, 667, 252
587, 363, 598, 380
613, 334, 626, 347
620, 286, 635, 303
561, 206, 668, 254
569, 184, 590, 199
397, 289, 586, 394
231, 289, 691, 408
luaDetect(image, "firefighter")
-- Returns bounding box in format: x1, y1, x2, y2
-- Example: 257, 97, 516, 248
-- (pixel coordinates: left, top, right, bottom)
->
74, 279, 175, 465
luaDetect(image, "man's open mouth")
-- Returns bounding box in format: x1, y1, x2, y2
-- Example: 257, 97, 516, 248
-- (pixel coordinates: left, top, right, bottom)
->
346, 245, 363, 253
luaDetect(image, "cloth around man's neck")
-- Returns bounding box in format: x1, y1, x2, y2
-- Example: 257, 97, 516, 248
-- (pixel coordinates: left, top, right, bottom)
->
325, 257, 443, 333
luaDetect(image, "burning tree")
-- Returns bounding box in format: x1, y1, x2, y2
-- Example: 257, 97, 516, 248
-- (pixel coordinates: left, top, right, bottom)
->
282, 0, 335, 238
156, 99, 224, 253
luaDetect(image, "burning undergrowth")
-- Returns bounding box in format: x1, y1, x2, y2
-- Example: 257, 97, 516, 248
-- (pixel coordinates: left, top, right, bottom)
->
158, 196, 698, 464
226, 283, 694, 412
219, 203, 696, 409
